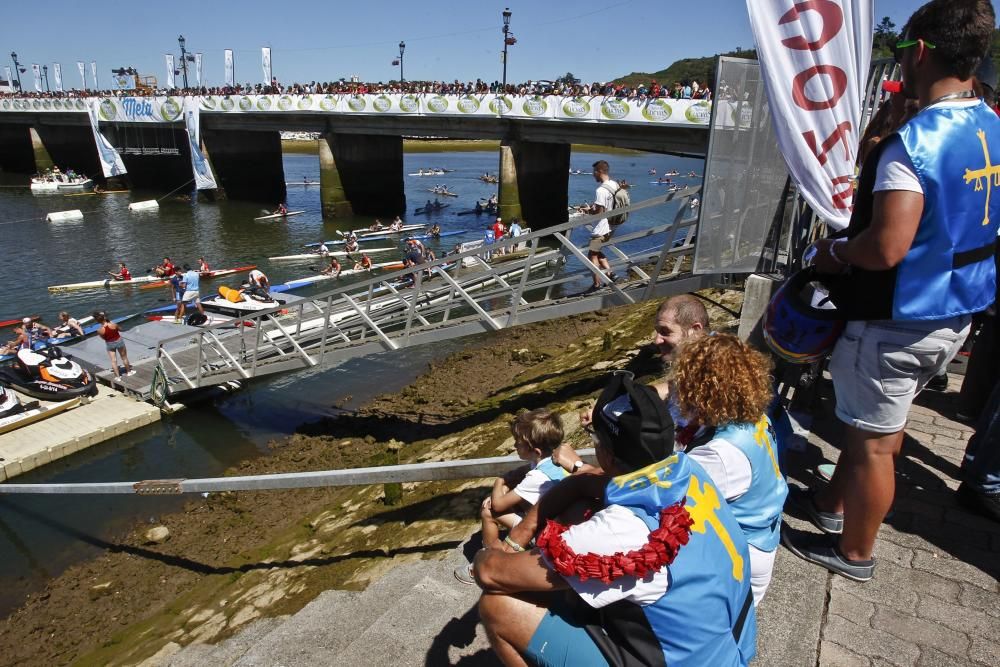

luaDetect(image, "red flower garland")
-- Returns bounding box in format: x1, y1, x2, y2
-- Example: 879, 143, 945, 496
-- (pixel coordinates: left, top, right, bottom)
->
536, 502, 694, 584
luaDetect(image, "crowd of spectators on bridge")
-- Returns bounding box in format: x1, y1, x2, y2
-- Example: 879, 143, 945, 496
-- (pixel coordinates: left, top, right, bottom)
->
1, 76, 713, 102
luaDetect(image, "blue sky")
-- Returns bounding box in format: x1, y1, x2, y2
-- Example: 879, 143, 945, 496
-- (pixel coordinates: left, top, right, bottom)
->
4, 1, 945, 88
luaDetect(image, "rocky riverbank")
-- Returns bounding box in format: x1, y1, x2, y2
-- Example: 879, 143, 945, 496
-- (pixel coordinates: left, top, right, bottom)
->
0, 290, 743, 667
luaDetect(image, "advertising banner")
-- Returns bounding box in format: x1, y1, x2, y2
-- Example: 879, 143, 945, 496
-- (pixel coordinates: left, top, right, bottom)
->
183, 98, 217, 190
31, 64, 41, 92
224, 49, 234, 86
87, 101, 127, 177
194, 53, 203, 87
165, 54, 175, 89
747, 0, 874, 229
78, 61, 86, 89
261, 47, 272, 84
53, 63, 62, 92
93, 96, 185, 123
111, 74, 137, 91
3, 67, 12, 90
90, 61, 98, 89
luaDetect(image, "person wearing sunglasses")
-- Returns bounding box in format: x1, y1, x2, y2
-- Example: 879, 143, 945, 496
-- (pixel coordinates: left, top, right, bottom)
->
789, 0, 999, 582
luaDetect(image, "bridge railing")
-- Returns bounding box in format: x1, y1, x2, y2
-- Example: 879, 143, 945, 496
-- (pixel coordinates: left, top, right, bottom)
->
151, 186, 705, 399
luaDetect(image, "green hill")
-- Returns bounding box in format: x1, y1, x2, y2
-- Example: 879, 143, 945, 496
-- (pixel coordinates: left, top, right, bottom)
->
613, 47, 757, 89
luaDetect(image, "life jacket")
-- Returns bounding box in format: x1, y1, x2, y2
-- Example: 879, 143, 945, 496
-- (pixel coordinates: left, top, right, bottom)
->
588, 454, 756, 667
701, 417, 788, 552
534, 458, 568, 483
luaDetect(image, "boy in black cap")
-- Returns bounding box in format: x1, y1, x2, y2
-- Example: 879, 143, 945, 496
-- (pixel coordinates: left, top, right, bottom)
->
474, 373, 756, 667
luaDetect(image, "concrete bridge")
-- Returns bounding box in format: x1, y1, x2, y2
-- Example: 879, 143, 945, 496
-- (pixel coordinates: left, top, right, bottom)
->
0, 94, 713, 221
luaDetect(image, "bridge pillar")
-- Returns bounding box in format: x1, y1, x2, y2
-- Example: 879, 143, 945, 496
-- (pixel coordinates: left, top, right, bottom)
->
29, 127, 54, 173
322, 132, 404, 219
202, 129, 285, 203
34, 124, 104, 183
0, 125, 35, 173
498, 139, 570, 227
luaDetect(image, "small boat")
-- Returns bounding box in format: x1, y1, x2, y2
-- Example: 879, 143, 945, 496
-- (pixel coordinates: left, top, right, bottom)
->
304, 227, 427, 248
347, 223, 425, 237
64, 189, 129, 197
286, 180, 319, 186
30, 170, 93, 193
0, 348, 98, 401
1, 315, 40, 328
269, 247, 395, 261
414, 204, 450, 215
427, 189, 459, 197
48, 275, 163, 292
254, 210, 305, 221
408, 170, 445, 177
138, 265, 259, 289
0, 396, 82, 436
282, 261, 406, 289
457, 200, 498, 216
401, 229, 467, 242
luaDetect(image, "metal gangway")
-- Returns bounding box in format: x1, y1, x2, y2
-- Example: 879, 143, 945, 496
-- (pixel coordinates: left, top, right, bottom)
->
145, 187, 713, 404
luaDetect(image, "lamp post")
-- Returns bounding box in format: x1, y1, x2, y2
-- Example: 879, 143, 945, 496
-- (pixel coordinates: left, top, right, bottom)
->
178, 34, 189, 88
42, 64, 49, 92
10, 51, 23, 90
399, 41, 405, 83
501, 8, 513, 89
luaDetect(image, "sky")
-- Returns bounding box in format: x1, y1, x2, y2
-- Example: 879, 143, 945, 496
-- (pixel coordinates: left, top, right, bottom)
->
2, 1, 951, 89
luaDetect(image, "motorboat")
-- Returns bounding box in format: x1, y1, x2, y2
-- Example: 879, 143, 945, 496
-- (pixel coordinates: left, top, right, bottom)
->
30, 169, 93, 193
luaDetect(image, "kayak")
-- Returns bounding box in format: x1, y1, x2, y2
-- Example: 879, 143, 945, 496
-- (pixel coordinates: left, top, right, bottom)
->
269, 247, 395, 262
0, 314, 136, 363
414, 204, 451, 215
1, 315, 40, 328
285, 181, 319, 185
0, 397, 82, 436
344, 223, 425, 237
426, 190, 459, 197
63, 190, 129, 197
405, 229, 467, 242
282, 261, 406, 289
254, 210, 305, 221
48, 275, 163, 292
138, 265, 259, 290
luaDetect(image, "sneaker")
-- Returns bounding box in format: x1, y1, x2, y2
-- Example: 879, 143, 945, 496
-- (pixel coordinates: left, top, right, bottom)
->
113, 375, 121, 381
955, 482, 1000, 523
817, 463, 836, 482
787, 485, 843, 534
781, 528, 875, 582
453, 563, 476, 585
606, 272, 619, 282
126, 370, 136, 377
926, 373, 950, 392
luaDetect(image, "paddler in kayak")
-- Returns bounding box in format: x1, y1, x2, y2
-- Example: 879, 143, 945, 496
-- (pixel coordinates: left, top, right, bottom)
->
108, 262, 132, 282
369, 219, 384, 232
321, 256, 342, 277
276, 203, 288, 216
344, 237, 360, 254
52, 311, 85, 338
1, 317, 53, 354
198, 257, 210, 273
429, 223, 442, 238
317, 241, 330, 255
154, 257, 175, 278
354, 253, 373, 272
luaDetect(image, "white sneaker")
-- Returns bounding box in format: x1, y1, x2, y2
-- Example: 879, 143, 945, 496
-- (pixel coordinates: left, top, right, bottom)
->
113, 375, 121, 381
126, 370, 136, 377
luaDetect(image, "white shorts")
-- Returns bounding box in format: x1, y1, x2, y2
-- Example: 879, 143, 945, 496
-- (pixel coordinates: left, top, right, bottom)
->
181, 290, 200, 303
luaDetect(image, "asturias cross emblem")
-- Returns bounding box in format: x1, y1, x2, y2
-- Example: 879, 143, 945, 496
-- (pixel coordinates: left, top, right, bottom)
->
963, 129, 1000, 226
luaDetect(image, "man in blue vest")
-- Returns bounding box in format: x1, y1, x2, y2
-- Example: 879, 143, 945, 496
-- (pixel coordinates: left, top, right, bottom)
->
785, 0, 999, 581
473, 373, 756, 666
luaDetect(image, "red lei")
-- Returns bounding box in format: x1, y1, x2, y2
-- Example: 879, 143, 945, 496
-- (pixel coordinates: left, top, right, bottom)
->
537, 502, 693, 584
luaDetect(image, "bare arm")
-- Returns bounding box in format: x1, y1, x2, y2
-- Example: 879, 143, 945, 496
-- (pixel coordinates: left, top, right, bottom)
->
473, 549, 568, 593
814, 190, 923, 274
507, 471, 609, 549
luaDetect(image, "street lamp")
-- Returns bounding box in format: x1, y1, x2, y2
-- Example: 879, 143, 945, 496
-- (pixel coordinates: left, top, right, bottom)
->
398, 41, 405, 82
501, 8, 515, 89
9, 51, 23, 90
178, 34, 189, 88
42, 64, 49, 92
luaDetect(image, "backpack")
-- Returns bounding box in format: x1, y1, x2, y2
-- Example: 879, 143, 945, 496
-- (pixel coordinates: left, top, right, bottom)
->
602, 182, 630, 226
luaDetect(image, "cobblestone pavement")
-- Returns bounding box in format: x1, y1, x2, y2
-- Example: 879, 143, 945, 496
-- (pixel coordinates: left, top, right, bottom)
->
760, 373, 1000, 667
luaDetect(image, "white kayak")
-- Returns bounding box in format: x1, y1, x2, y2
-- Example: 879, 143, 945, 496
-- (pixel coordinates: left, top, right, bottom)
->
285, 181, 319, 186
48, 275, 163, 292
347, 223, 425, 237
269, 246, 396, 262
283, 261, 406, 288
254, 210, 305, 221
0, 397, 82, 436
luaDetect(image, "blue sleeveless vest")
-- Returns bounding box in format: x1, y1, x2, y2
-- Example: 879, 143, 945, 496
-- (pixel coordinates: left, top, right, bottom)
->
712, 416, 789, 552
599, 454, 756, 667
534, 458, 568, 483
893, 102, 1000, 320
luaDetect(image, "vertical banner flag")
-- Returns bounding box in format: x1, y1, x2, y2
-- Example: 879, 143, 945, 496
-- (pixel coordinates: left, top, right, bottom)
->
183, 98, 218, 190
261, 47, 272, 84
224, 49, 234, 86
53, 63, 63, 92
3, 66, 12, 89
90, 61, 98, 89
31, 64, 41, 92
78, 61, 86, 89
165, 54, 176, 89
87, 101, 127, 178
747, 0, 874, 230
194, 52, 203, 86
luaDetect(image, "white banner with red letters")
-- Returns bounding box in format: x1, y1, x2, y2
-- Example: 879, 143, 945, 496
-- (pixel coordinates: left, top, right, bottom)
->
748, 0, 874, 230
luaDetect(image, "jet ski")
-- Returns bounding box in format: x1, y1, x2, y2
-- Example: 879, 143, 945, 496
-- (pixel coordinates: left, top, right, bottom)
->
0, 384, 24, 419
202, 285, 287, 317
0, 347, 98, 401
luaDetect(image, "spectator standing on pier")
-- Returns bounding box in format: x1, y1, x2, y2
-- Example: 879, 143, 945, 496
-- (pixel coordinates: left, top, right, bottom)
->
94, 311, 134, 379
784, 0, 1000, 582
585, 160, 619, 291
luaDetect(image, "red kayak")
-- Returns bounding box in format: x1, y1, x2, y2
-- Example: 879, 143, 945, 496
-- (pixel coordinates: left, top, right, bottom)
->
0, 315, 40, 328
139, 265, 258, 290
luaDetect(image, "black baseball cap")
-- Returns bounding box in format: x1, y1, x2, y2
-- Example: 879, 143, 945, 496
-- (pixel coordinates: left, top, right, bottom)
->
593, 372, 675, 470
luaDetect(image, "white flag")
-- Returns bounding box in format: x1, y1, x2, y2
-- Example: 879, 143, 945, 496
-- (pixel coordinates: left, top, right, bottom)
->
32, 64, 41, 92
184, 98, 218, 190
165, 54, 176, 89
90, 61, 98, 89
194, 53, 203, 86
87, 100, 127, 178
53, 63, 63, 92
747, 0, 874, 230
224, 49, 234, 86
261, 47, 272, 84
3, 66, 11, 90
78, 61, 86, 89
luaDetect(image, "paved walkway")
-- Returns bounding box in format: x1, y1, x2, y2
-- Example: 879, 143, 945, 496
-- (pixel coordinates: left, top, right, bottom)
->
767, 373, 1000, 667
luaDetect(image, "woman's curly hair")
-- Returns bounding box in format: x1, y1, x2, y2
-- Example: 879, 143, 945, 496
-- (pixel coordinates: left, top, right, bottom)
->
669, 333, 773, 427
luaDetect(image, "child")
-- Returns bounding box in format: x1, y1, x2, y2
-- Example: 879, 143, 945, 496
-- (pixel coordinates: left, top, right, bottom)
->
455, 409, 569, 583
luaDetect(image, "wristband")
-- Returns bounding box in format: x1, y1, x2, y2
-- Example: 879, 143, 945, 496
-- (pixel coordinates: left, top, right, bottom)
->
504, 535, 525, 552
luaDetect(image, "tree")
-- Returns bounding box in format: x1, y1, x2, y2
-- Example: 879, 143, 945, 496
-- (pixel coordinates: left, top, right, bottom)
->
873, 16, 898, 56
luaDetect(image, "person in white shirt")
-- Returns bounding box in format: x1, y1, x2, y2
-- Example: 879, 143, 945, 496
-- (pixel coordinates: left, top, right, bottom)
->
585, 160, 619, 291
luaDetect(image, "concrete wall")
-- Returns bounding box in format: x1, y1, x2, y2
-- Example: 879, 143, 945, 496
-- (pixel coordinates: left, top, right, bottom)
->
326, 133, 405, 218
33, 124, 102, 179
498, 139, 570, 227
0, 125, 35, 173
202, 129, 285, 203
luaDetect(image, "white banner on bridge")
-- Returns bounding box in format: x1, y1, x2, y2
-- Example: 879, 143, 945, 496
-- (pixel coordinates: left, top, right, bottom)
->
53, 63, 62, 92
183, 98, 217, 190
748, 0, 874, 229
224, 49, 234, 86
194, 53, 203, 86
165, 54, 175, 89
78, 61, 86, 89
3, 67, 11, 90
90, 61, 98, 89
31, 64, 41, 92
87, 101, 127, 178
261, 47, 272, 84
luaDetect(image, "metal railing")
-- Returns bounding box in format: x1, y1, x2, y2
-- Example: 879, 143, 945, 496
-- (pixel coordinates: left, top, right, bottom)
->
150, 186, 709, 401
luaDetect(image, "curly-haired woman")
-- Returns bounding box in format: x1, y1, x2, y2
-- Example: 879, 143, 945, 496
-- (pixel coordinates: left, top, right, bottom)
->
670, 333, 789, 604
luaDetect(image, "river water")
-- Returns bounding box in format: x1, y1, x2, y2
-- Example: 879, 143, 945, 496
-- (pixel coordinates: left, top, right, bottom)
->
0, 146, 701, 615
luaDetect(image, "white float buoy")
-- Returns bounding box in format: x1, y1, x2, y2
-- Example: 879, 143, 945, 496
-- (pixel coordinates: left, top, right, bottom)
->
128, 200, 159, 212
46, 210, 84, 222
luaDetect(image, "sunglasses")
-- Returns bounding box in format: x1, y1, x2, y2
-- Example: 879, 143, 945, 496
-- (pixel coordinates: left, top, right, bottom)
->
894, 39, 935, 63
